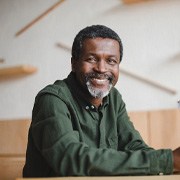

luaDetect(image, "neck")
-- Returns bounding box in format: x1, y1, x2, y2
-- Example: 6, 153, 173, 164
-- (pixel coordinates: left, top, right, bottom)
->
89, 97, 103, 108
79, 89, 103, 108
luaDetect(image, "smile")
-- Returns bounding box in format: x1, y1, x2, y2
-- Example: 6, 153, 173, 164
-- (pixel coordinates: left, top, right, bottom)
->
91, 78, 109, 85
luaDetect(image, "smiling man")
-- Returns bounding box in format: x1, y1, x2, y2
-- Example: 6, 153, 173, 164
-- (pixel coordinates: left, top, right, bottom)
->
23, 25, 180, 177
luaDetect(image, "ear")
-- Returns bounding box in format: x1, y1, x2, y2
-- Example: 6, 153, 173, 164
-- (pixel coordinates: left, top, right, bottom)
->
71, 57, 76, 72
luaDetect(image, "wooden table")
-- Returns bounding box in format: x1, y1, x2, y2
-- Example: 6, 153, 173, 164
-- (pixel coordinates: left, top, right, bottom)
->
16, 175, 180, 180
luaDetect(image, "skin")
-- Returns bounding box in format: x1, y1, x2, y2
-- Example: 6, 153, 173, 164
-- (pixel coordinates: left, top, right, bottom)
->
173, 147, 180, 172
71, 37, 120, 107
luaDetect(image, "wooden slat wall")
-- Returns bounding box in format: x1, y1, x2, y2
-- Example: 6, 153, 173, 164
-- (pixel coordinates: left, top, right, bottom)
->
0, 156, 25, 180
0, 119, 31, 155
148, 109, 180, 149
129, 109, 180, 150
128, 111, 150, 145
0, 119, 31, 180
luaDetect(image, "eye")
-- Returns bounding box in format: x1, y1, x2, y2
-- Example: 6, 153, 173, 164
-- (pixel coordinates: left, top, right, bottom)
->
107, 58, 118, 65
85, 56, 97, 63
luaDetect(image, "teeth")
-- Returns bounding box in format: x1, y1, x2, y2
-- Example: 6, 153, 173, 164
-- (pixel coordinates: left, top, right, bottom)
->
93, 78, 108, 84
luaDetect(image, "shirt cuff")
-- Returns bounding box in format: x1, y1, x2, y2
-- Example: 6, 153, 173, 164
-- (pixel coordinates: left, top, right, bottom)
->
150, 149, 173, 175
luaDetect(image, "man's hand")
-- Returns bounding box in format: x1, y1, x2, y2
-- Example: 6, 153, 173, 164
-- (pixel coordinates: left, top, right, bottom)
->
173, 147, 180, 172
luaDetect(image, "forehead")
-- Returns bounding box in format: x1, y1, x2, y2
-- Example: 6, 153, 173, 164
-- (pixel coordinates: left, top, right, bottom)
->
81, 38, 120, 55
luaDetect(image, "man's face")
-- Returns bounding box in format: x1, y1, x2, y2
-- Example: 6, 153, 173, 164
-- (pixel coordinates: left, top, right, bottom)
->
72, 38, 120, 99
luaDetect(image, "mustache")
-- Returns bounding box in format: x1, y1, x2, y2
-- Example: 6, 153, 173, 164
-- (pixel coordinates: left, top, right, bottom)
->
85, 72, 114, 82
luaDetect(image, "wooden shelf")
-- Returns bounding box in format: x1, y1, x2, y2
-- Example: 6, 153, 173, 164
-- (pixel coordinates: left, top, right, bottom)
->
123, 0, 150, 4
0, 65, 37, 80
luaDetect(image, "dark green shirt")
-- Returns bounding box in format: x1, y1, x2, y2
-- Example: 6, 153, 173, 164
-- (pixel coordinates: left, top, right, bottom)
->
23, 72, 173, 177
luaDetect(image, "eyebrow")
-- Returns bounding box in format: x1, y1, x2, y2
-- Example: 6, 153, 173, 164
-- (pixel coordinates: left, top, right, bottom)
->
86, 52, 119, 58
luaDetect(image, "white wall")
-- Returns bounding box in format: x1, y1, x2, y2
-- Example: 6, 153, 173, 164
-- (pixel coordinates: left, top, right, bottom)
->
0, 0, 180, 119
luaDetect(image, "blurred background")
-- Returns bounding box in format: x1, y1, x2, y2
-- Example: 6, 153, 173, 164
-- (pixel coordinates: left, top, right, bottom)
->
0, 0, 180, 119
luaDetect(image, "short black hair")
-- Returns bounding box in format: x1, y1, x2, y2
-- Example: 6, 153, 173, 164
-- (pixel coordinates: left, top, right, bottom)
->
71, 25, 123, 62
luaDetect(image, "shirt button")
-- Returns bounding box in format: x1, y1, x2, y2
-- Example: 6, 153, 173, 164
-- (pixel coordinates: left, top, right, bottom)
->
91, 105, 95, 109
85, 106, 89, 110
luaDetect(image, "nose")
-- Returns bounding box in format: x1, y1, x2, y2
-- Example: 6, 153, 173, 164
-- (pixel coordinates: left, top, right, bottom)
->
94, 60, 107, 73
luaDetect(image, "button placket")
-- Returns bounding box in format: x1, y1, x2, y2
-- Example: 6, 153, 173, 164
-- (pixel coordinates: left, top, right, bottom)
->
85, 105, 99, 121
98, 110, 106, 148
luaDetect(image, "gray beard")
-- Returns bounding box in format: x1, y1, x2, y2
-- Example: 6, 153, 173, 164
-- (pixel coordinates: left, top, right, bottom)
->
86, 80, 113, 99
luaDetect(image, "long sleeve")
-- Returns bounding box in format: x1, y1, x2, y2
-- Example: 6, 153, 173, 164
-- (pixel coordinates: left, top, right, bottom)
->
115, 95, 173, 175
30, 92, 173, 176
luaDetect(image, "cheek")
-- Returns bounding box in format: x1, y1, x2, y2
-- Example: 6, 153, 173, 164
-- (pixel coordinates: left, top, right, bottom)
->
112, 67, 120, 84
73, 62, 87, 74
79, 62, 93, 74
75, 64, 92, 82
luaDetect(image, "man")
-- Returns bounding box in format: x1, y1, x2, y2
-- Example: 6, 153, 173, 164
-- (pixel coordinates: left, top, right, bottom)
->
23, 25, 180, 177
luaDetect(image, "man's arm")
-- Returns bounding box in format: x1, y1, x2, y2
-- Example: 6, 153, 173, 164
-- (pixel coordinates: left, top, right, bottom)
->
30, 93, 173, 176
116, 95, 179, 174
